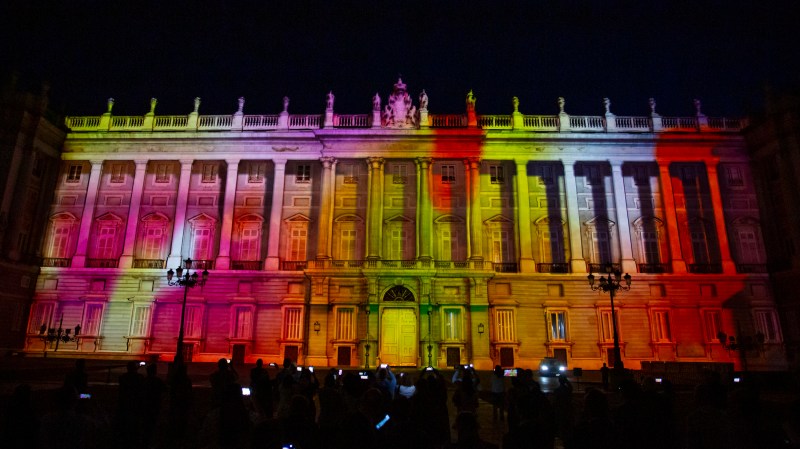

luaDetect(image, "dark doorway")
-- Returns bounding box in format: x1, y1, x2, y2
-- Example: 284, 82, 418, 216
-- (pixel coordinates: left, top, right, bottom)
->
337, 346, 351, 366
446, 347, 461, 367
499, 347, 514, 367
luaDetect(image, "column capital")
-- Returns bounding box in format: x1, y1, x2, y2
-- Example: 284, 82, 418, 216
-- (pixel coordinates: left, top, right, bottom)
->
366, 157, 384, 169
225, 158, 241, 167
415, 157, 433, 168
704, 158, 720, 172
463, 157, 481, 169
89, 159, 104, 168
610, 160, 625, 169
320, 156, 336, 168
179, 159, 194, 168
134, 159, 149, 168
514, 158, 529, 167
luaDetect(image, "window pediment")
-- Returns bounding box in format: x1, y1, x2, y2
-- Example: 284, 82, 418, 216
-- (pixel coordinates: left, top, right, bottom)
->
434, 215, 464, 224
384, 214, 413, 224
237, 213, 264, 223
141, 212, 169, 223
585, 216, 616, 229
285, 213, 311, 223
95, 212, 124, 223
335, 214, 363, 223
484, 214, 513, 226
50, 212, 78, 222
188, 213, 217, 225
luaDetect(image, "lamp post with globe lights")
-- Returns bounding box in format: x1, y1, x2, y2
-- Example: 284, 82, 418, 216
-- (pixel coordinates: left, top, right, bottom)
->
588, 264, 631, 373
166, 258, 208, 365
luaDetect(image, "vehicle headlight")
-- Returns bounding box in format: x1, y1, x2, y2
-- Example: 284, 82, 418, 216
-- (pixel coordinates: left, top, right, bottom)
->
541, 365, 549, 371
559, 366, 566, 372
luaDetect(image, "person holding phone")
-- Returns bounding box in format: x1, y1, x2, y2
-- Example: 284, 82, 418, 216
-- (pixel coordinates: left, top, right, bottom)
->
375, 363, 397, 400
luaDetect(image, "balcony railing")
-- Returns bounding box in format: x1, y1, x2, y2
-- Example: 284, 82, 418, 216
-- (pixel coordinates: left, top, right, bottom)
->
133, 259, 165, 269
281, 261, 308, 271
688, 263, 723, 274
188, 259, 214, 270
42, 258, 71, 267
86, 258, 119, 268
493, 263, 518, 273
637, 263, 672, 273
735, 263, 768, 274
333, 114, 371, 128
231, 260, 263, 270
588, 263, 622, 273
537, 263, 570, 273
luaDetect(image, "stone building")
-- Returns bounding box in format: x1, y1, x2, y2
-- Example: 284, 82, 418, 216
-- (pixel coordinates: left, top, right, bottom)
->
23, 79, 786, 371
0, 74, 64, 351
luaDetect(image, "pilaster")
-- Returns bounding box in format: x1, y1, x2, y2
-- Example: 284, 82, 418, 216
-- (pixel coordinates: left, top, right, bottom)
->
657, 162, 687, 273
215, 159, 240, 270
119, 160, 148, 268
316, 157, 336, 259
515, 159, 535, 272
705, 161, 736, 273
167, 160, 194, 269
467, 158, 483, 260
71, 160, 104, 267
610, 161, 636, 273
366, 157, 384, 259
563, 160, 586, 272
416, 157, 433, 260
265, 160, 287, 270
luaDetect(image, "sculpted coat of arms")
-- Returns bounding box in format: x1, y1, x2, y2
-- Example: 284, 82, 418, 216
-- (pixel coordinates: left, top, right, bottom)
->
381, 78, 418, 129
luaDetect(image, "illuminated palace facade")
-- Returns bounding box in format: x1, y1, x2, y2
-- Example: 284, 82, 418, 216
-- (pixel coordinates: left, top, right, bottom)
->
24, 80, 787, 371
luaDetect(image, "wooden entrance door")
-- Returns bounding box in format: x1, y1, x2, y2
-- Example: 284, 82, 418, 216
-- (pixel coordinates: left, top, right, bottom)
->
380, 308, 418, 366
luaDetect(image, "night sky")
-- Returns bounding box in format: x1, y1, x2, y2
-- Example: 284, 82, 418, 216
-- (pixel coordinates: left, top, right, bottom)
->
2, 1, 799, 118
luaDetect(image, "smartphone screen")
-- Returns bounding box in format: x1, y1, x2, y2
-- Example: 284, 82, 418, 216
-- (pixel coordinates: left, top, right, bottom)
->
79, 393, 91, 399
503, 369, 517, 377
241, 387, 251, 396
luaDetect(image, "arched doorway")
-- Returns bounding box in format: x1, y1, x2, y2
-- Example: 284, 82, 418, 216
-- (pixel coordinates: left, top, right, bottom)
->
380, 286, 418, 366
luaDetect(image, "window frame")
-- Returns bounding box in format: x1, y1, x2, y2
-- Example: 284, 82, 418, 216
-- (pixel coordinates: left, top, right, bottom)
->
334, 306, 357, 341
130, 304, 152, 337
441, 306, 464, 342
247, 162, 265, 183
546, 309, 569, 342
66, 164, 82, 183
201, 163, 218, 183
296, 164, 311, 183
28, 302, 56, 334
651, 309, 673, 343
230, 305, 255, 340
489, 165, 505, 184
282, 306, 304, 341
494, 308, 516, 343
441, 164, 456, 184
81, 302, 105, 337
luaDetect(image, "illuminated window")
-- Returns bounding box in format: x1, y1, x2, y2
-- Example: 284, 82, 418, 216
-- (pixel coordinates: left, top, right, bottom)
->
142, 227, 165, 260
155, 164, 170, 183
494, 308, 516, 342
296, 165, 311, 183
652, 310, 672, 342
49, 223, 72, 258
441, 165, 456, 184
288, 225, 307, 261
491, 230, 511, 263
734, 225, 764, 264
201, 164, 217, 183
538, 165, 555, 186
28, 302, 55, 334
389, 227, 409, 260
239, 226, 260, 261
585, 165, 603, 186
66, 164, 82, 183
690, 228, 711, 264
641, 231, 661, 263
110, 164, 125, 183
548, 310, 568, 341
754, 310, 781, 343
591, 231, 612, 264
335, 307, 356, 340
442, 307, 463, 341
339, 229, 357, 260
283, 307, 304, 340
192, 228, 212, 261
490, 165, 505, 184
599, 310, 616, 342
130, 305, 151, 337
540, 229, 564, 263
185, 305, 203, 338
440, 229, 463, 261
703, 310, 722, 343
231, 306, 253, 339
82, 303, 104, 336
95, 226, 117, 259
248, 162, 264, 183
392, 164, 408, 184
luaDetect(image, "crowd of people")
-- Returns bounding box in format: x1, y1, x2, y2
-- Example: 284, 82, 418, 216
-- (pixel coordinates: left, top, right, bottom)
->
1, 358, 798, 449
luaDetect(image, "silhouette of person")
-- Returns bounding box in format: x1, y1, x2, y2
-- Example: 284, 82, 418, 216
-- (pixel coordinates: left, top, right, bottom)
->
250, 358, 273, 418
210, 358, 238, 407
64, 358, 89, 393
2, 384, 39, 449
600, 363, 610, 390
142, 363, 165, 447
116, 361, 144, 448
168, 362, 193, 446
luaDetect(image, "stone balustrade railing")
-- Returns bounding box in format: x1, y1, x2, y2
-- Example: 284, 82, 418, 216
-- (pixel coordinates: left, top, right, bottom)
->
66, 111, 745, 133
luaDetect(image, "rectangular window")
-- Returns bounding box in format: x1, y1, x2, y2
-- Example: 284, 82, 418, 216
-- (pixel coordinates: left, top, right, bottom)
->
185, 305, 203, 338
296, 165, 311, 183
110, 164, 125, 183
50, 225, 71, 258
232, 307, 253, 339
202, 164, 217, 183
192, 228, 212, 260
737, 230, 763, 263
66, 164, 82, 183
592, 231, 611, 264
548, 311, 568, 341
642, 231, 661, 264
691, 230, 711, 264
585, 165, 602, 185
335, 307, 356, 340
755, 310, 781, 342
340, 229, 357, 260
726, 166, 744, 187
283, 307, 303, 340
96, 226, 117, 259
441, 165, 456, 184
540, 230, 563, 263
491, 230, 510, 263
28, 302, 55, 333
341, 164, 358, 184
443, 308, 463, 341
392, 164, 408, 184
440, 229, 462, 261
142, 227, 164, 260
600, 310, 616, 342
633, 165, 650, 186
390, 228, 408, 260
538, 165, 554, 185
495, 309, 516, 342
248, 162, 264, 183
130, 305, 151, 337
703, 310, 722, 343
239, 227, 260, 260
82, 303, 104, 336
490, 165, 505, 184
289, 227, 307, 261
653, 310, 672, 342
155, 164, 170, 183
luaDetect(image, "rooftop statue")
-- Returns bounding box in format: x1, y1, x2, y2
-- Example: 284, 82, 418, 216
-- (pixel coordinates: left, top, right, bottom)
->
512, 96, 519, 113
419, 90, 428, 110
382, 78, 417, 128
466, 90, 476, 111
558, 96, 566, 114
326, 91, 335, 111
373, 93, 381, 111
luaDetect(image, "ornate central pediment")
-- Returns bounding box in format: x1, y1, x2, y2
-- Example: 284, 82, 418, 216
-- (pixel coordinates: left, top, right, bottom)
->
381, 78, 418, 129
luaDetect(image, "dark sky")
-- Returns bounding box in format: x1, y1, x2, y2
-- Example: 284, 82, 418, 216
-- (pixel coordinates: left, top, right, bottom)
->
2, 0, 799, 118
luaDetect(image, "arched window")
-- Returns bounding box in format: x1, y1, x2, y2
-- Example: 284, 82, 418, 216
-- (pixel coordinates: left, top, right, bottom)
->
138, 213, 169, 263
91, 213, 124, 260
187, 213, 217, 262
235, 214, 264, 261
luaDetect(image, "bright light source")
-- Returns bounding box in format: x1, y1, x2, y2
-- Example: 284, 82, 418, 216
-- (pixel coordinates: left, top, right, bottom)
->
541, 365, 549, 371
733, 377, 741, 383
558, 366, 566, 372
655, 377, 662, 383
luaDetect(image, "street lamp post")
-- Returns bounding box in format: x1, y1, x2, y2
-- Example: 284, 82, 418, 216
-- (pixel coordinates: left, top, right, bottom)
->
166, 258, 208, 365
588, 265, 631, 372
38, 315, 81, 356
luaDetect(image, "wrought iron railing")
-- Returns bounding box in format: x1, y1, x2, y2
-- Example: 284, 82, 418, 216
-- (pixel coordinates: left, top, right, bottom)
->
133, 259, 165, 269
231, 260, 263, 270
537, 263, 570, 273
281, 261, 308, 271
688, 263, 723, 274
637, 263, 671, 273
588, 263, 622, 273
42, 258, 71, 267
735, 264, 768, 274
188, 259, 214, 270
493, 263, 518, 273
86, 258, 119, 268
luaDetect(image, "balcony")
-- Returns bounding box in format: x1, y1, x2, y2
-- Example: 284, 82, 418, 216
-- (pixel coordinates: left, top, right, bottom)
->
86, 258, 119, 268
493, 263, 518, 273
281, 261, 308, 271
688, 263, 723, 274
231, 260, 263, 270
133, 259, 166, 269
188, 259, 214, 270
537, 263, 570, 273
637, 263, 672, 274
42, 258, 71, 267
588, 263, 621, 273
735, 264, 768, 274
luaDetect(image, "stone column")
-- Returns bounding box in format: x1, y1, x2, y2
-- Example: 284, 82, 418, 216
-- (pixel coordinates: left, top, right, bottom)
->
366, 157, 384, 259
167, 160, 193, 269
563, 160, 585, 273
657, 162, 687, 273
265, 160, 287, 270
316, 157, 336, 260
215, 159, 240, 269
467, 158, 483, 260
119, 160, 148, 268
610, 161, 637, 273
416, 157, 433, 260
71, 160, 104, 267
705, 160, 736, 273
515, 159, 535, 272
